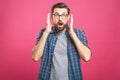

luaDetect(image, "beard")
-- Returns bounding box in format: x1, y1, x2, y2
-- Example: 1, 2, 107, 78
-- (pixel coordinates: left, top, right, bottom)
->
54, 20, 67, 32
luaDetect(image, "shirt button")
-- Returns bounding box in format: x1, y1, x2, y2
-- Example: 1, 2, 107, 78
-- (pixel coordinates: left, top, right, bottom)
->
50, 63, 51, 65
49, 62, 52, 65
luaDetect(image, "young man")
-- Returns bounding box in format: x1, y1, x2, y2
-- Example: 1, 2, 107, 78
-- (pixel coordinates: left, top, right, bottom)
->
32, 2, 91, 80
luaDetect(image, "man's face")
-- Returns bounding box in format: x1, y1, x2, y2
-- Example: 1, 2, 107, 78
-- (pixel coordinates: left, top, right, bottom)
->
52, 8, 69, 32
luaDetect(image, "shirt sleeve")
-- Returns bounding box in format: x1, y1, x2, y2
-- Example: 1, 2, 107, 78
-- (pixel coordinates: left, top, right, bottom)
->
75, 29, 89, 48
36, 28, 45, 45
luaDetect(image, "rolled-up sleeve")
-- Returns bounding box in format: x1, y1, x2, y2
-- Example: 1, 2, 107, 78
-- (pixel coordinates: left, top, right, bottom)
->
36, 28, 45, 44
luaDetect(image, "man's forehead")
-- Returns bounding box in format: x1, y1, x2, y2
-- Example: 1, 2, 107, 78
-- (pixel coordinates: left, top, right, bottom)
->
53, 8, 68, 14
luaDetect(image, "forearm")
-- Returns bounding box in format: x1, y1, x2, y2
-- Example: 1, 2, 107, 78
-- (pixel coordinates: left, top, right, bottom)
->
32, 31, 49, 61
70, 32, 91, 62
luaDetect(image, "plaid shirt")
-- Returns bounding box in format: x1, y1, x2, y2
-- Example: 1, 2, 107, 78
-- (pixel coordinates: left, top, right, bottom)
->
36, 26, 89, 80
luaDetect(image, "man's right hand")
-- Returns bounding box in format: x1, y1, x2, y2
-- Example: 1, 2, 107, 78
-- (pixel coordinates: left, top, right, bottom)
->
32, 13, 52, 61
45, 13, 52, 34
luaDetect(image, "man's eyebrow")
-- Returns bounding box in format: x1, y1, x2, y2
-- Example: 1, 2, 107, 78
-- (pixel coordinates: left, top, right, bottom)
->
54, 12, 68, 14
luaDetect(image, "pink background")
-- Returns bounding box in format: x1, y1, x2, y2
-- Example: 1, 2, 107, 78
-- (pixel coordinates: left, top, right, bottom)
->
0, 0, 120, 80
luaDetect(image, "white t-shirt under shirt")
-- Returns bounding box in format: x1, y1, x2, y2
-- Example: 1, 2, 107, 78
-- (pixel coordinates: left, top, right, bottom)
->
50, 32, 68, 80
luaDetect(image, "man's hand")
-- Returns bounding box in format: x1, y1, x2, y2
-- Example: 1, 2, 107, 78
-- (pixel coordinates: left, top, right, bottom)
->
68, 14, 75, 36
45, 13, 52, 34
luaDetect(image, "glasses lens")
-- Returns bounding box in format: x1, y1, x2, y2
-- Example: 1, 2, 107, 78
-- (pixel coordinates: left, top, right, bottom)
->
61, 14, 68, 19
53, 14, 68, 19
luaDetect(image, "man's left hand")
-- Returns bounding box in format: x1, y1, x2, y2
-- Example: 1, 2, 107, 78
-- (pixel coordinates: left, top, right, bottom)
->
68, 14, 75, 36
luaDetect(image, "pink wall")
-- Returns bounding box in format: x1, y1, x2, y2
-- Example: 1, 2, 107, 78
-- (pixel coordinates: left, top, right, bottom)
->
0, 0, 120, 80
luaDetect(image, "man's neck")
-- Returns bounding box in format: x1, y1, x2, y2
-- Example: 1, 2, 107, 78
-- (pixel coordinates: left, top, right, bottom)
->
56, 28, 66, 33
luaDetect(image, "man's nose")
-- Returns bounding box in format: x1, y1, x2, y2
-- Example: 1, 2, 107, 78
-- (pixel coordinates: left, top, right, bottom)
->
59, 16, 62, 20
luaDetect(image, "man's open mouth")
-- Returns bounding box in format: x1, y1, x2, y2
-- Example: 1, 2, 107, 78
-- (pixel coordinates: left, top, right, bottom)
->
58, 22, 63, 26
58, 23, 63, 25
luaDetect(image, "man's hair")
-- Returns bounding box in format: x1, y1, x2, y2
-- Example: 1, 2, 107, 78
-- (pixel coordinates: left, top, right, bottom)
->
51, 2, 70, 14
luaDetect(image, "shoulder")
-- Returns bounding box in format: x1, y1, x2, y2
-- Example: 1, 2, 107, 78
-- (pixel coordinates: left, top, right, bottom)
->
37, 28, 46, 38
40, 28, 46, 32
74, 27, 85, 34
39, 27, 55, 33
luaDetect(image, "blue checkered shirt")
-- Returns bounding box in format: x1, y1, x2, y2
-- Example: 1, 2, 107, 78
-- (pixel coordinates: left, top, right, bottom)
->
36, 26, 89, 80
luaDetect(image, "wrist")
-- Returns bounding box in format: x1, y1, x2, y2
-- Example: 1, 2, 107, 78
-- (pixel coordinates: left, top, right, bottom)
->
43, 30, 49, 35
70, 32, 76, 39
70, 31, 76, 36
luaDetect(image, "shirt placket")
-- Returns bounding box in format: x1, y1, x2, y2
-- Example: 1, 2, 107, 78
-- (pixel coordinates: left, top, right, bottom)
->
48, 34, 58, 79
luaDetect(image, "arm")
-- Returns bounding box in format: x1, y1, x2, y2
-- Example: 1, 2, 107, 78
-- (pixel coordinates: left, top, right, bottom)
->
32, 13, 52, 61
68, 14, 91, 62
69, 31, 91, 62
32, 31, 49, 61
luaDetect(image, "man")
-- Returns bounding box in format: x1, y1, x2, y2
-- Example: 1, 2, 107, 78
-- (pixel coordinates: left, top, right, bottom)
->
32, 2, 91, 80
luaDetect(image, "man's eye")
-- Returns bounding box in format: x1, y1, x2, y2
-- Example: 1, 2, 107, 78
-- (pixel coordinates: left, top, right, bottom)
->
62, 14, 68, 16
55, 14, 59, 16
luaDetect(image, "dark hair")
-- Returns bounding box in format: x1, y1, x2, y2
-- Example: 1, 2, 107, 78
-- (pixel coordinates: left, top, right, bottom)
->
51, 2, 70, 14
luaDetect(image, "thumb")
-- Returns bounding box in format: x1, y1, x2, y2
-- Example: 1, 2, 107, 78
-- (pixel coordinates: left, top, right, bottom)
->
47, 13, 51, 25
70, 14, 73, 29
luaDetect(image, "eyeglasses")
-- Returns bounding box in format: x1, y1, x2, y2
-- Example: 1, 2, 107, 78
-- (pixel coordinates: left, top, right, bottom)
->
52, 13, 68, 19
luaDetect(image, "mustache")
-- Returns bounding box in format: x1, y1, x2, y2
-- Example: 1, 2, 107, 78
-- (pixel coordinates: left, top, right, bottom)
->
57, 20, 63, 24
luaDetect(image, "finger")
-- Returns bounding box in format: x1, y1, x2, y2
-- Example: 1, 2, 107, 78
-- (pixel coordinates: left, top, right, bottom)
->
47, 13, 50, 25
70, 14, 73, 29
